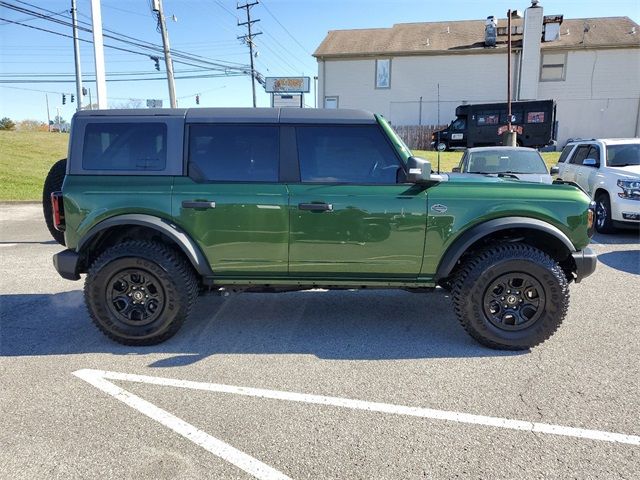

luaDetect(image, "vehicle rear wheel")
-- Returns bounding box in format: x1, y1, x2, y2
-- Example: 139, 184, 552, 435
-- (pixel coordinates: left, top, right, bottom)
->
84, 240, 198, 345
595, 192, 616, 234
42, 158, 67, 245
452, 243, 569, 350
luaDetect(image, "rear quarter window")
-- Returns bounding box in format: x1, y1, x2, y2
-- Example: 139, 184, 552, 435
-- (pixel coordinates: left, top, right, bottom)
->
82, 123, 167, 171
558, 145, 575, 163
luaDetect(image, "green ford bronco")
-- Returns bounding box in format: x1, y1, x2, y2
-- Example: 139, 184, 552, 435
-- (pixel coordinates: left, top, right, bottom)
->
48, 108, 596, 349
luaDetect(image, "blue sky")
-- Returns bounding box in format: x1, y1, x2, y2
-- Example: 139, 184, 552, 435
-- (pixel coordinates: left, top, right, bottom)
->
1, 0, 639, 121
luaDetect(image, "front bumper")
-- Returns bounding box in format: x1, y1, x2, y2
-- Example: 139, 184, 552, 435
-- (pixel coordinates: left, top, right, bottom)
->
571, 247, 597, 283
611, 196, 640, 223
53, 249, 81, 280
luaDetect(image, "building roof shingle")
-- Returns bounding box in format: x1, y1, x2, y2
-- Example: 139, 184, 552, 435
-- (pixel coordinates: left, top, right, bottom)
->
313, 16, 640, 58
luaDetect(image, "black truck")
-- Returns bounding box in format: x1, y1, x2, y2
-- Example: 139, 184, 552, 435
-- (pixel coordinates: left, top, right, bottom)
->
432, 100, 556, 150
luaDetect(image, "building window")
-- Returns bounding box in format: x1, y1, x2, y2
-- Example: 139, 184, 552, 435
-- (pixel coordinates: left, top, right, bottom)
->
540, 52, 567, 81
324, 96, 339, 109
375, 59, 391, 89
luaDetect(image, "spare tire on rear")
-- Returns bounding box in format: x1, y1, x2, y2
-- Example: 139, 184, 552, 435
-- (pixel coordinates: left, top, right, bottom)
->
42, 158, 67, 245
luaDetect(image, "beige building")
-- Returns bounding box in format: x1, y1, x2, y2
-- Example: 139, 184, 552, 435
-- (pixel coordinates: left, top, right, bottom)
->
314, 2, 640, 146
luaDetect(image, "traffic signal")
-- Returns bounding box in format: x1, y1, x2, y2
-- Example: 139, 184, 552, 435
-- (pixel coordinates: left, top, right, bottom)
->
71, 94, 75, 103
150, 56, 160, 71
195, 94, 200, 105
62, 94, 66, 105
82, 87, 87, 96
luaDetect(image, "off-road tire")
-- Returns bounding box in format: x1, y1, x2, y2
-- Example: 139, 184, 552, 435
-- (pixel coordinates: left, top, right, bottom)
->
42, 158, 67, 245
595, 192, 616, 234
84, 240, 198, 345
452, 243, 569, 350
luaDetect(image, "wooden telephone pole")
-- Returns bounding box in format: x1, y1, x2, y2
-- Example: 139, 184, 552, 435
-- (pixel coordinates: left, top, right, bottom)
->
237, 1, 261, 107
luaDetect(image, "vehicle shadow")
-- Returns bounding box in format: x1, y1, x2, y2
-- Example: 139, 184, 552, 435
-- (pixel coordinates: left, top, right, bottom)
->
592, 231, 639, 245
597, 250, 640, 275
0, 289, 525, 363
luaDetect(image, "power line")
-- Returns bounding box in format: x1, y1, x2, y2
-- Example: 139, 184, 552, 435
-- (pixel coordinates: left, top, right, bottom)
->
261, 0, 311, 55
2, 2, 251, 72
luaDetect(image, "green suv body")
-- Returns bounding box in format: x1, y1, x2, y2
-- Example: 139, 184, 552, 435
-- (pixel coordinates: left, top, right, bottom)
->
51, 108, 596, 349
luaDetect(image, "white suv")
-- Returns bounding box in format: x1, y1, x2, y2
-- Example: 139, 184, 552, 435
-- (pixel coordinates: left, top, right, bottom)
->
555, 138, 639, 233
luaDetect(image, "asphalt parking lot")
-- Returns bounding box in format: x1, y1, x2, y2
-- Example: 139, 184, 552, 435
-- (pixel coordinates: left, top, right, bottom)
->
1, 203, 638, 479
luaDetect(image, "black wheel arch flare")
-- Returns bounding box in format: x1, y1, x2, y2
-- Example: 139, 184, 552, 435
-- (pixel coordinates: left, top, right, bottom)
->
77, 214, 214, 277
435, 217, 577, 281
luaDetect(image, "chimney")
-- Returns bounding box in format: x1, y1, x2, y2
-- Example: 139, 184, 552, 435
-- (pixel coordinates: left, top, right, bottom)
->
485, 16, 497, 47
518, 1, 544, 100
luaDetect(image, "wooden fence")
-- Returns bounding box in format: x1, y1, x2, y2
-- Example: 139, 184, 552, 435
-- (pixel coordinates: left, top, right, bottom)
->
394, 125, 448, 151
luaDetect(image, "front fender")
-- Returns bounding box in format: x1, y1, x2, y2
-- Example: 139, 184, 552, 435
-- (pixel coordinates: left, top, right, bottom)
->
434, 217, 576, 280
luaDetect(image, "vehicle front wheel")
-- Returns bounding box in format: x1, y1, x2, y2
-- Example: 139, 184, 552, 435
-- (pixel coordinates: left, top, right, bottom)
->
595, 192, 616, 234
84, 240, 198, 345
452, 243, 569, 350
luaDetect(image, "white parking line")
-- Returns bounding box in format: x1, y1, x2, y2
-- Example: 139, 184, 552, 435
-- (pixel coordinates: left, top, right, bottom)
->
73, 369, 640, 479
73, 369, 292, 480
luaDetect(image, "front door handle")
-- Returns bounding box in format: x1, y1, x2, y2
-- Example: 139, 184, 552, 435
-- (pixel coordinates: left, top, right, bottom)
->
182, 200, 216, 209
298, 202, 333, 212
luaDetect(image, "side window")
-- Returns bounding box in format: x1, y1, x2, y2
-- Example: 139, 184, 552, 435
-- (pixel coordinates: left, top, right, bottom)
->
188, 125, 279, 182
499, 112, 523, 124
82, 123, 167, 171
586, 146, 600, 162
558, 145, 574, 163
526, 111, 546, 123
570, 145, 590, 165
452, 118, 466, 130
476, 113, 499, 126
296, 126, 401, 184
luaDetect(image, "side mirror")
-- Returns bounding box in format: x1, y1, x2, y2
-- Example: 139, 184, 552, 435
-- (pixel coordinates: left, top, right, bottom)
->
550, 165, 559, 175
452, 166, 461, 173
583, 158, 599, 167
406, 156, 432, 183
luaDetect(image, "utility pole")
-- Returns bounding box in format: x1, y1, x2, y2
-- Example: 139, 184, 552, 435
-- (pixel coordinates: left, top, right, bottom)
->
71, 0, 83, 111
45, 94, 51, 132
56, 107, 61, 133
152, 0, 177, 108
237, 1, 262, 108
505, 9, 517, 147
90, 0, 107, 108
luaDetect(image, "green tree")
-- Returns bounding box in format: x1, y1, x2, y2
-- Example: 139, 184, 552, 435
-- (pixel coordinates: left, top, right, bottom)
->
0, 117, 16, 130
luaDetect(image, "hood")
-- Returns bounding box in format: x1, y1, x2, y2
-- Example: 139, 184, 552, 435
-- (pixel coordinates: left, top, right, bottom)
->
608, 164, 640, 177
446, 172, 552, 184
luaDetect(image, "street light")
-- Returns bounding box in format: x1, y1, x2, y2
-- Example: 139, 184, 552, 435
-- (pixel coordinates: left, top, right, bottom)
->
506, 9, 523, 146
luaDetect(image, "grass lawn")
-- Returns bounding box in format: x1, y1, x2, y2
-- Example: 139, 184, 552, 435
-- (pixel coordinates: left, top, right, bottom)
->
413, 150, 561, 172
0, 131, 69, 201
0, 130, 562, 201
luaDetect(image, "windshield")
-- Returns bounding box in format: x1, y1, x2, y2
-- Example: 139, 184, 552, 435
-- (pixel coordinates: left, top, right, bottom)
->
375, 114, 412, 163
465, 150, 547, 174
606, 144, 640, 167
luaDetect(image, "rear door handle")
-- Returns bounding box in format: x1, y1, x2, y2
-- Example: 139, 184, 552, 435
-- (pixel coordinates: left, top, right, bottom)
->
298, 202, 333, 212
182, 200, 216, 209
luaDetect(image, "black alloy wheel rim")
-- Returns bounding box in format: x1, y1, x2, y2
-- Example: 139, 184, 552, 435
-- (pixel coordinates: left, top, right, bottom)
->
106, 268, 165, 327
482, 272, 545, 331
596, 200, 607, 229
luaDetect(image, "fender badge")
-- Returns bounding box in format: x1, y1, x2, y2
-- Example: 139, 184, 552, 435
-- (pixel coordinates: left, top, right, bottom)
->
431, 204, 448, 214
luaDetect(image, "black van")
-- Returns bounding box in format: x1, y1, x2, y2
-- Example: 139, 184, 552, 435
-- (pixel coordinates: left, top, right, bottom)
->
432, 100, 556, 150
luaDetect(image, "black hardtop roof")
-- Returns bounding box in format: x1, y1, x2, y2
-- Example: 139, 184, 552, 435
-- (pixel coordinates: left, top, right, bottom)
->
74, 107, 377, 124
